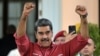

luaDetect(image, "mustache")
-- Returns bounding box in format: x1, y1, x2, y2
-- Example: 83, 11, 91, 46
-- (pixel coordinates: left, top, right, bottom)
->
41, 38, 49, 42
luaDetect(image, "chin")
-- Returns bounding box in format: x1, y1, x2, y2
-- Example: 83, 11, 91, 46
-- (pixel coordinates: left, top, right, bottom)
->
42, 45, 50, 47
40, 44, 50, 47
83, 53, 89, 56
42, 43, 51, 47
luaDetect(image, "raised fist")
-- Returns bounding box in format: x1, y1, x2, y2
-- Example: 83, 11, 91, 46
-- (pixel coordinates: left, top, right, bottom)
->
75, 5, 87, 17
22, 2, 35, 16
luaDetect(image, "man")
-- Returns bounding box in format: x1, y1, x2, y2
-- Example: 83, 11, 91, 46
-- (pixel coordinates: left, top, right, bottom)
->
14, 2, 89, 56
7, 30, 66, 56
79, 38, 96, 56
53, 30, 66, 44
53, 30, 77, 45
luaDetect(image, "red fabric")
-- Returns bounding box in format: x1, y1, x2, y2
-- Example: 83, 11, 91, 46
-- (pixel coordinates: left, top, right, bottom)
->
54, 30, 66, 41
14, 33, 88, 56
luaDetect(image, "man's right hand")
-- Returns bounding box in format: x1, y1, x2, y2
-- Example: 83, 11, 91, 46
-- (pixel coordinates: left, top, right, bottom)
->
22, 2, 35, 17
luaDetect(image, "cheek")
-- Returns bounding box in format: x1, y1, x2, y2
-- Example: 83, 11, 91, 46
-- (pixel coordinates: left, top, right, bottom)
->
89, 47, 95, 51
80, 48, 85, 52
36, 34, 42, 40
36, 37, 42, 42
49, 32, 53, 37
55, 41, 60, 44
62, 41, 65, 43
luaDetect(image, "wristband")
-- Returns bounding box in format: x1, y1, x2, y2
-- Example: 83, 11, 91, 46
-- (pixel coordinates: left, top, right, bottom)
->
80, 13, 88, 18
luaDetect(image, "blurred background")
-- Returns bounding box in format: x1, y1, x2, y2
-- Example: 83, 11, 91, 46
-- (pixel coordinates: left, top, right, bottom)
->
0, 0, 38, 41
0, 0, 99, 56
0, 0, 38, 56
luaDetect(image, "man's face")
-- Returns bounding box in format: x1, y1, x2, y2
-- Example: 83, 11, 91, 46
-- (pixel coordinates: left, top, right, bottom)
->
80, 39, 95, 56
36, 26, 53, 47
54, 37, 65, 45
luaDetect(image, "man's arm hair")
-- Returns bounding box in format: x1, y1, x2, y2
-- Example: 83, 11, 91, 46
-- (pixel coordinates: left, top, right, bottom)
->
75, 5, 89, 38
16, 14, 27, 38
80, 14, 89, 38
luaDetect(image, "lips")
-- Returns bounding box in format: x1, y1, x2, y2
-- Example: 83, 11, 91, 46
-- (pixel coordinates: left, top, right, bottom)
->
83, 50, 89, 53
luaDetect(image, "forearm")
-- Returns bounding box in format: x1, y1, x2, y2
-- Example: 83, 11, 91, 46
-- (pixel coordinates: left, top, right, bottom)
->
16, 2, 35, 38
16, 13, 28, 38
80, 16, 89, 38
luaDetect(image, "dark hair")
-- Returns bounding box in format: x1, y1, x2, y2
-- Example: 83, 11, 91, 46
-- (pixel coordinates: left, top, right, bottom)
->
34, 18, 53, 32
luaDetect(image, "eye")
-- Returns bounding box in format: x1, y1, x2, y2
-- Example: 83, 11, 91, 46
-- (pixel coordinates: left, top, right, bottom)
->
87, 43, 92, 46
61, 39, 65, 42
46, 31, 50, 35
55, 40, 59, 42
38, 32, 44, 35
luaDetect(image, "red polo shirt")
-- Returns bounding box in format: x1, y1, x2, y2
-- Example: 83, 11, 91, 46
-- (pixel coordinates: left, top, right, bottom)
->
14, 34, 88, 56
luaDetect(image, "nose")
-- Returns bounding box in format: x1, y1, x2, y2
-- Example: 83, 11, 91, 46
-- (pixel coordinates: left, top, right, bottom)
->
42, 34, 47, 38
84, 45, 88, 49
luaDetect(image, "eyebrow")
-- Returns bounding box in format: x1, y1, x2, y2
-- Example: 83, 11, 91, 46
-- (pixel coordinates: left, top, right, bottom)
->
38, 30, 51, 33
46, 31, 50, 33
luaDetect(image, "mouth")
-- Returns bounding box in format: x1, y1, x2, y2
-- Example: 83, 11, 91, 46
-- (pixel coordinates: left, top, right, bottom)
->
83, 50, 89, 53
41, 38, 49, 42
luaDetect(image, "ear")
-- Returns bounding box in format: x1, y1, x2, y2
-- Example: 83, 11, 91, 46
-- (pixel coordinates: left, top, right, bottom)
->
93, 45, 96, 51
35, 32, 37, 38
51, 31, 53, 37
35, 32, 37, 35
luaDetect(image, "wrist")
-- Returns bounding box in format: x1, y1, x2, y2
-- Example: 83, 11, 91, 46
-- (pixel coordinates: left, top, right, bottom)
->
80, 13, 88, 19
21, 13, 28, 21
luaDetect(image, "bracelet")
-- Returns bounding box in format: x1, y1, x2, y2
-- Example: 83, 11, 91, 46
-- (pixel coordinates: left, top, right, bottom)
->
80, 13, 88, 18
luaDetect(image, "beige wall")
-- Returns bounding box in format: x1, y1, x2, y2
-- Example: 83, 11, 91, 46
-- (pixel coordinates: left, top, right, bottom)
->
61, 0, 99, 32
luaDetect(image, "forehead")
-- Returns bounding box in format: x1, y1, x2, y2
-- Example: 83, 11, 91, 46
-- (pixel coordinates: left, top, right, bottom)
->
37, 26, 51, 32
88, 39, 94, 45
